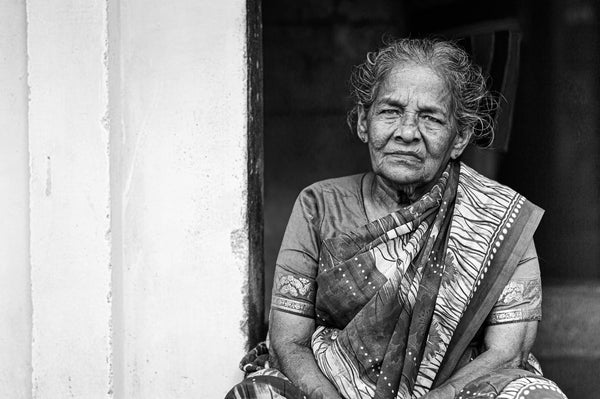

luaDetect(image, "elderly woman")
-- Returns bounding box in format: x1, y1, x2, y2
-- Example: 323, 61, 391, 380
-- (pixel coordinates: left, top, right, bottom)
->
227, 38, 566, 399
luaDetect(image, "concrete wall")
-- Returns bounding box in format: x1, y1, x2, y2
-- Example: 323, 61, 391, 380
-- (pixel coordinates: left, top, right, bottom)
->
27, 1, 113, 396
0, 0, 257, 397
113, 0, 250, 397
0, 0, 31, 397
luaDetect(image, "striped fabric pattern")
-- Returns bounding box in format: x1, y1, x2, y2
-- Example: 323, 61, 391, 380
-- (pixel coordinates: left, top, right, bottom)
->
311, 163, 535, 399
413, 164, 526, 395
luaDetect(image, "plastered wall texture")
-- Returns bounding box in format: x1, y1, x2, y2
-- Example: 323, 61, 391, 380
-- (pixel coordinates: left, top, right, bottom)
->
0, 0, 31, 397
113, 0, 249, 397
28, 0, 112, 396
1, 0, 253, 398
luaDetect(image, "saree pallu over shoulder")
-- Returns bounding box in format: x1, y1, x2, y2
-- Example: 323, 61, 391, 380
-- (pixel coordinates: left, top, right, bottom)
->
311, 163, 544, 399
314, 164, 458, 399
429, 164, 544, 389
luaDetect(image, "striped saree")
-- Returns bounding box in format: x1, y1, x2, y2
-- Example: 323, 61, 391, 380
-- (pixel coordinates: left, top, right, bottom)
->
226, 162, 566, 399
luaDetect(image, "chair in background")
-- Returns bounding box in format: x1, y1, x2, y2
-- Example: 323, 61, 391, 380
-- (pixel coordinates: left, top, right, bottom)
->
441, 19, 522, 179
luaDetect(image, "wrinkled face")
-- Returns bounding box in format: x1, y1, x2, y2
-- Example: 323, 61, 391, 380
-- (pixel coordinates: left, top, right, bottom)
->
358, 63, 471, 193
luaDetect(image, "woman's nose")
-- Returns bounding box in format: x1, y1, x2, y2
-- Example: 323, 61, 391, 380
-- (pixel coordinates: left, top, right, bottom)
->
394, 112, 420, 142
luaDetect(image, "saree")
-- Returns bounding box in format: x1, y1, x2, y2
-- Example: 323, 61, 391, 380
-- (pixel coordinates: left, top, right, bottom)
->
226, 162, 566, 399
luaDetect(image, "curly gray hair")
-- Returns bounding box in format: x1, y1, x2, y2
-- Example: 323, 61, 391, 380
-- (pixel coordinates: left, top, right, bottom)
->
348, 38, 498, 146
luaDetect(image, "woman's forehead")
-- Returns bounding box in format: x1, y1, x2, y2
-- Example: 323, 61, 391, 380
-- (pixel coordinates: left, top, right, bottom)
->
376, 64, 452, 109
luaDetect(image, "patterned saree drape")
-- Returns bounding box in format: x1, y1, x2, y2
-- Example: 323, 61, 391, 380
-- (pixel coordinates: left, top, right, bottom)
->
312, 163, 458, 399
310, 162, 545, 399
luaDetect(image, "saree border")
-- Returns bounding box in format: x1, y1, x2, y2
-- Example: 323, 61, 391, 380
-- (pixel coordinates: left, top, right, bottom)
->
410, 163, 544, 393
432, 194, 544, 387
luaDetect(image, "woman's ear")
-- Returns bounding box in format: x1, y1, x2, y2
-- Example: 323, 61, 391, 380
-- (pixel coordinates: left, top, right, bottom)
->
357, 105, 369, 143
450, 127, 473, 159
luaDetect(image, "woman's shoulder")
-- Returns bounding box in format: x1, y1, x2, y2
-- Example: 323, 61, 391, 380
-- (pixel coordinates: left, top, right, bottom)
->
293, 174, 368, 234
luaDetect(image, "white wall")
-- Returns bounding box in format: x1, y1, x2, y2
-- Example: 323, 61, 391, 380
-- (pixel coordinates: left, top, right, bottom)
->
0, 0, 254, 397
27, 1, 113, 397
114, 0, 249, 397
0, 0, 31, 397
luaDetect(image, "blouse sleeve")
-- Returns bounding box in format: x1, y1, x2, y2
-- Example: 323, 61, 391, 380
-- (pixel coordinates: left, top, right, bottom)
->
270, 187, 322, 319
486, 239, 542, 325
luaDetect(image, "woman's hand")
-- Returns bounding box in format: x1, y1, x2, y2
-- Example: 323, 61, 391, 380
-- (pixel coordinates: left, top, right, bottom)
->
420, 384, 457, 399
307, 385, 343, 399
270, 310, 342, 399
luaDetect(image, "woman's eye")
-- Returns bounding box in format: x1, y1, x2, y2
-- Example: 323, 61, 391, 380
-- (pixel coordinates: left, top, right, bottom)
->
380, 109, 400, 116
421, 115, 443, 124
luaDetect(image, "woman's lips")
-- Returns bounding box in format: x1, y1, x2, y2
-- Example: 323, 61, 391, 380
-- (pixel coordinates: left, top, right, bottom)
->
386, 151, 423, 162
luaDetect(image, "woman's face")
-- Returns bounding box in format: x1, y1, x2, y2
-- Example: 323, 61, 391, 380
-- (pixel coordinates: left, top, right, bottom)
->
358, 63, 471, 194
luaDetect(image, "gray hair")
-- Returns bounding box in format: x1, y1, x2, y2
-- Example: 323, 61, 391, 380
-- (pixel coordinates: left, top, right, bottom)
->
348, 38, 497, 146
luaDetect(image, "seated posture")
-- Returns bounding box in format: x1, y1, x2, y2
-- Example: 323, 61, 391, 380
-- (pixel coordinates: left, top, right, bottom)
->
227, 38, 567, 399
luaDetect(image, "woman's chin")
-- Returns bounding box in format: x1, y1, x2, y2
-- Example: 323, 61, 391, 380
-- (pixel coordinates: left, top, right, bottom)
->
377, 168, 427, 189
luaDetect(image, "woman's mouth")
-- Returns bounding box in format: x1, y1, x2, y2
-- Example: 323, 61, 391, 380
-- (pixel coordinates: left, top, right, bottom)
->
386, 151, 423, 162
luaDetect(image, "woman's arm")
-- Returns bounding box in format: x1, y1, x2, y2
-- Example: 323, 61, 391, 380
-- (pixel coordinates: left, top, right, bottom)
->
270, 310, 342, 399
422, 319, 538, 399
268, 186, 340, 398
423, 240, 542, 398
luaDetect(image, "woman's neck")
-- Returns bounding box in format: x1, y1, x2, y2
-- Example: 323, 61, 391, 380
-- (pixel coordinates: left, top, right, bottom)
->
372, 175, 420, 207
362, 173, 422, 221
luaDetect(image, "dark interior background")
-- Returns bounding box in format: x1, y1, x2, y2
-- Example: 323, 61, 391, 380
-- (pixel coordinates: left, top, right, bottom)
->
262, 1, 600, 397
